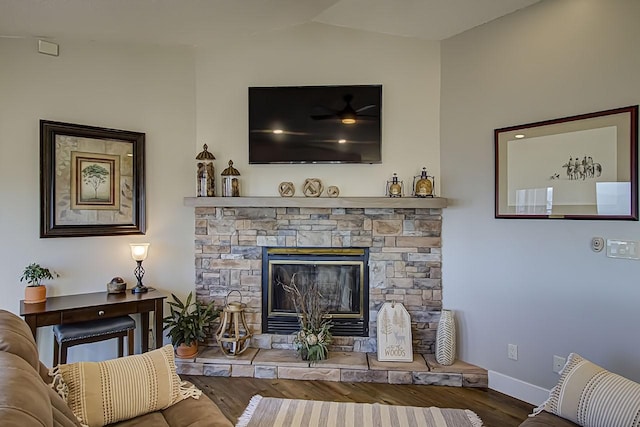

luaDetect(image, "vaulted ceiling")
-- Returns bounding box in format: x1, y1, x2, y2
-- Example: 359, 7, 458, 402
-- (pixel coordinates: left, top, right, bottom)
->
0, 0, 540, 46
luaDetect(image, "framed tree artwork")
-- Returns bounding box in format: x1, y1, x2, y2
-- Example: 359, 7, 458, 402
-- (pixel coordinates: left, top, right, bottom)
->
495, 105, 638, 220
40, 120, 146, 237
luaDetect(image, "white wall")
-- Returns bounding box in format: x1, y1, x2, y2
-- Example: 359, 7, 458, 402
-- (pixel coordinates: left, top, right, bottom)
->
0, 25, 440, 363
0, 38, 196, 362
441, 0, 640, 400
195, 22, 440, 197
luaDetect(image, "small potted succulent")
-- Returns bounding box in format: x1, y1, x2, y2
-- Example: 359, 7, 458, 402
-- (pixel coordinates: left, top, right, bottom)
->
162, 292, 219, 358
20, 263, 59, 304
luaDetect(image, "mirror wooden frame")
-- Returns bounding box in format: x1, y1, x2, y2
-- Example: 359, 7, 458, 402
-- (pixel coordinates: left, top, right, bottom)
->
40, 120, 146, 237
495, 105, 638, 220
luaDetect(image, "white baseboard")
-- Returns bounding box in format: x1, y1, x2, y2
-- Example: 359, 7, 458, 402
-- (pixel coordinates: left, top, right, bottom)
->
488, 371, 550, 406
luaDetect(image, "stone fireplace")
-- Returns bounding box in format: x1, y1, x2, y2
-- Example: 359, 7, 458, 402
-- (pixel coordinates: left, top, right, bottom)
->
180, 197, 487, 388
191, 198, 444, 354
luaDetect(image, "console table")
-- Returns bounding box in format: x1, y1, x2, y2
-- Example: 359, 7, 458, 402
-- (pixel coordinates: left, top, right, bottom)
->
20, 289, 167, 354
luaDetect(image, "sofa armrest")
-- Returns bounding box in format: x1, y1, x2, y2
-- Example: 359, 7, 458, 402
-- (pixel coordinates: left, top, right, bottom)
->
0, 352, 82, 427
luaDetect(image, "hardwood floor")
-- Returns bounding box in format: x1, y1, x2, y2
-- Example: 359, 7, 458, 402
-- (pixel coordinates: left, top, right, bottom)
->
183, 375, 533, 427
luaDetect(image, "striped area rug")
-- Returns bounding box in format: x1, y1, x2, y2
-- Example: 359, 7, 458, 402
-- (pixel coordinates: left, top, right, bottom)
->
236, 395, 483, 427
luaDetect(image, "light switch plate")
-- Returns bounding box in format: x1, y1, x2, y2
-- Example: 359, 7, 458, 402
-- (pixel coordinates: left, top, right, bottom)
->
606, 239, 640, 260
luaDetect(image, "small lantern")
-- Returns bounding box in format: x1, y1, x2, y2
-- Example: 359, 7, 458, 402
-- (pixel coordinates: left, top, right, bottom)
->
221, 160, 241, 197
385, 173, 403, 198
196, 144, 215, 197
412, 167, 435, 198
215, 290, 252, 357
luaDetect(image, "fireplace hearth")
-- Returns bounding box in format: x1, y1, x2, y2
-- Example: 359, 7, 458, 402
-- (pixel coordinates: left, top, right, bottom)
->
262, 247, 369, 336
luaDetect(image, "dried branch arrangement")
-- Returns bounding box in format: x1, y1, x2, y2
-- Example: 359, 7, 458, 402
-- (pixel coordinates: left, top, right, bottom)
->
281, 273, 327, 330
280, 273, 333, 361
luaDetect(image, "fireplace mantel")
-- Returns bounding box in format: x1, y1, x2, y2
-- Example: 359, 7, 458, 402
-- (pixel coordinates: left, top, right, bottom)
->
184, 196, 447, 209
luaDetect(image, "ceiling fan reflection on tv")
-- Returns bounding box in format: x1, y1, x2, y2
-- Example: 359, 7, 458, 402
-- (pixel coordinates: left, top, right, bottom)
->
310, 94, 378, 124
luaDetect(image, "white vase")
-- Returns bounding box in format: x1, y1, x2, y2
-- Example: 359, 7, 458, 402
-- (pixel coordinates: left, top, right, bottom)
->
435, 309, 456, 366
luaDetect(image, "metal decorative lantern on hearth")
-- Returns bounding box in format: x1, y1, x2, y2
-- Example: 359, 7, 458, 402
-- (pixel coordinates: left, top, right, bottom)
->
215, 290, 252, 357
196, 144, 215, 197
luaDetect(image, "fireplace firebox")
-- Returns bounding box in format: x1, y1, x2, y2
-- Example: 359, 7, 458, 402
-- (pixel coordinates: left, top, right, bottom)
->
262, 247, 369, 336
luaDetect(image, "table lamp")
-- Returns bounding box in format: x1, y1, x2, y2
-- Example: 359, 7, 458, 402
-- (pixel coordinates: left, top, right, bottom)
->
129, 243, 150, 294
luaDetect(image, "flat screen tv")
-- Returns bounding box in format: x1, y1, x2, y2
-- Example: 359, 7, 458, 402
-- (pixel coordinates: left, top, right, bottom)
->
248, 85, 382, 164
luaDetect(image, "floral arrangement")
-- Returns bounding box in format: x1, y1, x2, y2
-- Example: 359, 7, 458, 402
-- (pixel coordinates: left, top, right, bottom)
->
294, 322, 332, 362
281, 273, 333, 362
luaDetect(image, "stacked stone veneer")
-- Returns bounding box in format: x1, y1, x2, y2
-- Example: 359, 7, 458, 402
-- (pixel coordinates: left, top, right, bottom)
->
194, 206, 442, 354
175, 348, 488, 388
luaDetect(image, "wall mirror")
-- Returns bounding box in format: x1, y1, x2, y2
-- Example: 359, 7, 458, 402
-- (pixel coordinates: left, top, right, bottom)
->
495, 105, 638, 220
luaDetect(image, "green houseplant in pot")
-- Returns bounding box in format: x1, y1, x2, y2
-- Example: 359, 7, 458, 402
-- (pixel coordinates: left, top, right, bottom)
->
162, 292, 219, 359
20, 263, 58, 304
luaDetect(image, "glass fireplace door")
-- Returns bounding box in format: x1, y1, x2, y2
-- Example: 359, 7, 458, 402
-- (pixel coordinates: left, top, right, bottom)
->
262, 247, 369, 336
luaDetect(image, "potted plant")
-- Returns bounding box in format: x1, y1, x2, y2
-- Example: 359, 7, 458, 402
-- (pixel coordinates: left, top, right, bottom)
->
162, 292, 219, 359
20, 263, 58, 304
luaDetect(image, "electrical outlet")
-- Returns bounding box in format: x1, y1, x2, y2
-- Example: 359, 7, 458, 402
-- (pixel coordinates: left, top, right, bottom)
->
508, 344, 518, 361
553, 355, 566, 373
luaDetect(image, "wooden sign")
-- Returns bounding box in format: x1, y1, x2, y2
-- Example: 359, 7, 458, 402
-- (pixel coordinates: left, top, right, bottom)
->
376, 302, 413, 362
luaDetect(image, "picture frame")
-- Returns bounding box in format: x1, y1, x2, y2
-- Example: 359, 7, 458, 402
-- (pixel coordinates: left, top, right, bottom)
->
40, 120, 146, 237
495, 105, 638, 220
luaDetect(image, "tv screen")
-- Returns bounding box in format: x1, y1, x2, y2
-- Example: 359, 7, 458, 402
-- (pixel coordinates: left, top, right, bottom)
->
248, 85, 382, 164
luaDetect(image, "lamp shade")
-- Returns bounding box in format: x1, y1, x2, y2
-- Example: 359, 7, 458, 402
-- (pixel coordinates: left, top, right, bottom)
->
129, 243, 150, 261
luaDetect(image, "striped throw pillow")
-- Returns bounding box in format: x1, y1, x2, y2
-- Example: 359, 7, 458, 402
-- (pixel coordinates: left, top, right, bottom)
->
533, 353, 640, 427
50, 344, 200, 427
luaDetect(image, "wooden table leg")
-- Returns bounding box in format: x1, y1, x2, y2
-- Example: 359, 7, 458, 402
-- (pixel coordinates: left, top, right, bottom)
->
24, 315, 37, 340
140, 312, 149, 353
154, 298, 164, 350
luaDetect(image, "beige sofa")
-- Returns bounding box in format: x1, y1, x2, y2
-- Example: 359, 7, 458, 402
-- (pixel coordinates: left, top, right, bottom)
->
0, 309, 233, 427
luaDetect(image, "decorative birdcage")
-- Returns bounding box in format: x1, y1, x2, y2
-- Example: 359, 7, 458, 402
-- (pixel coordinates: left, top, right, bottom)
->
221, 160, 241, 197
196, 144, 215, 197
